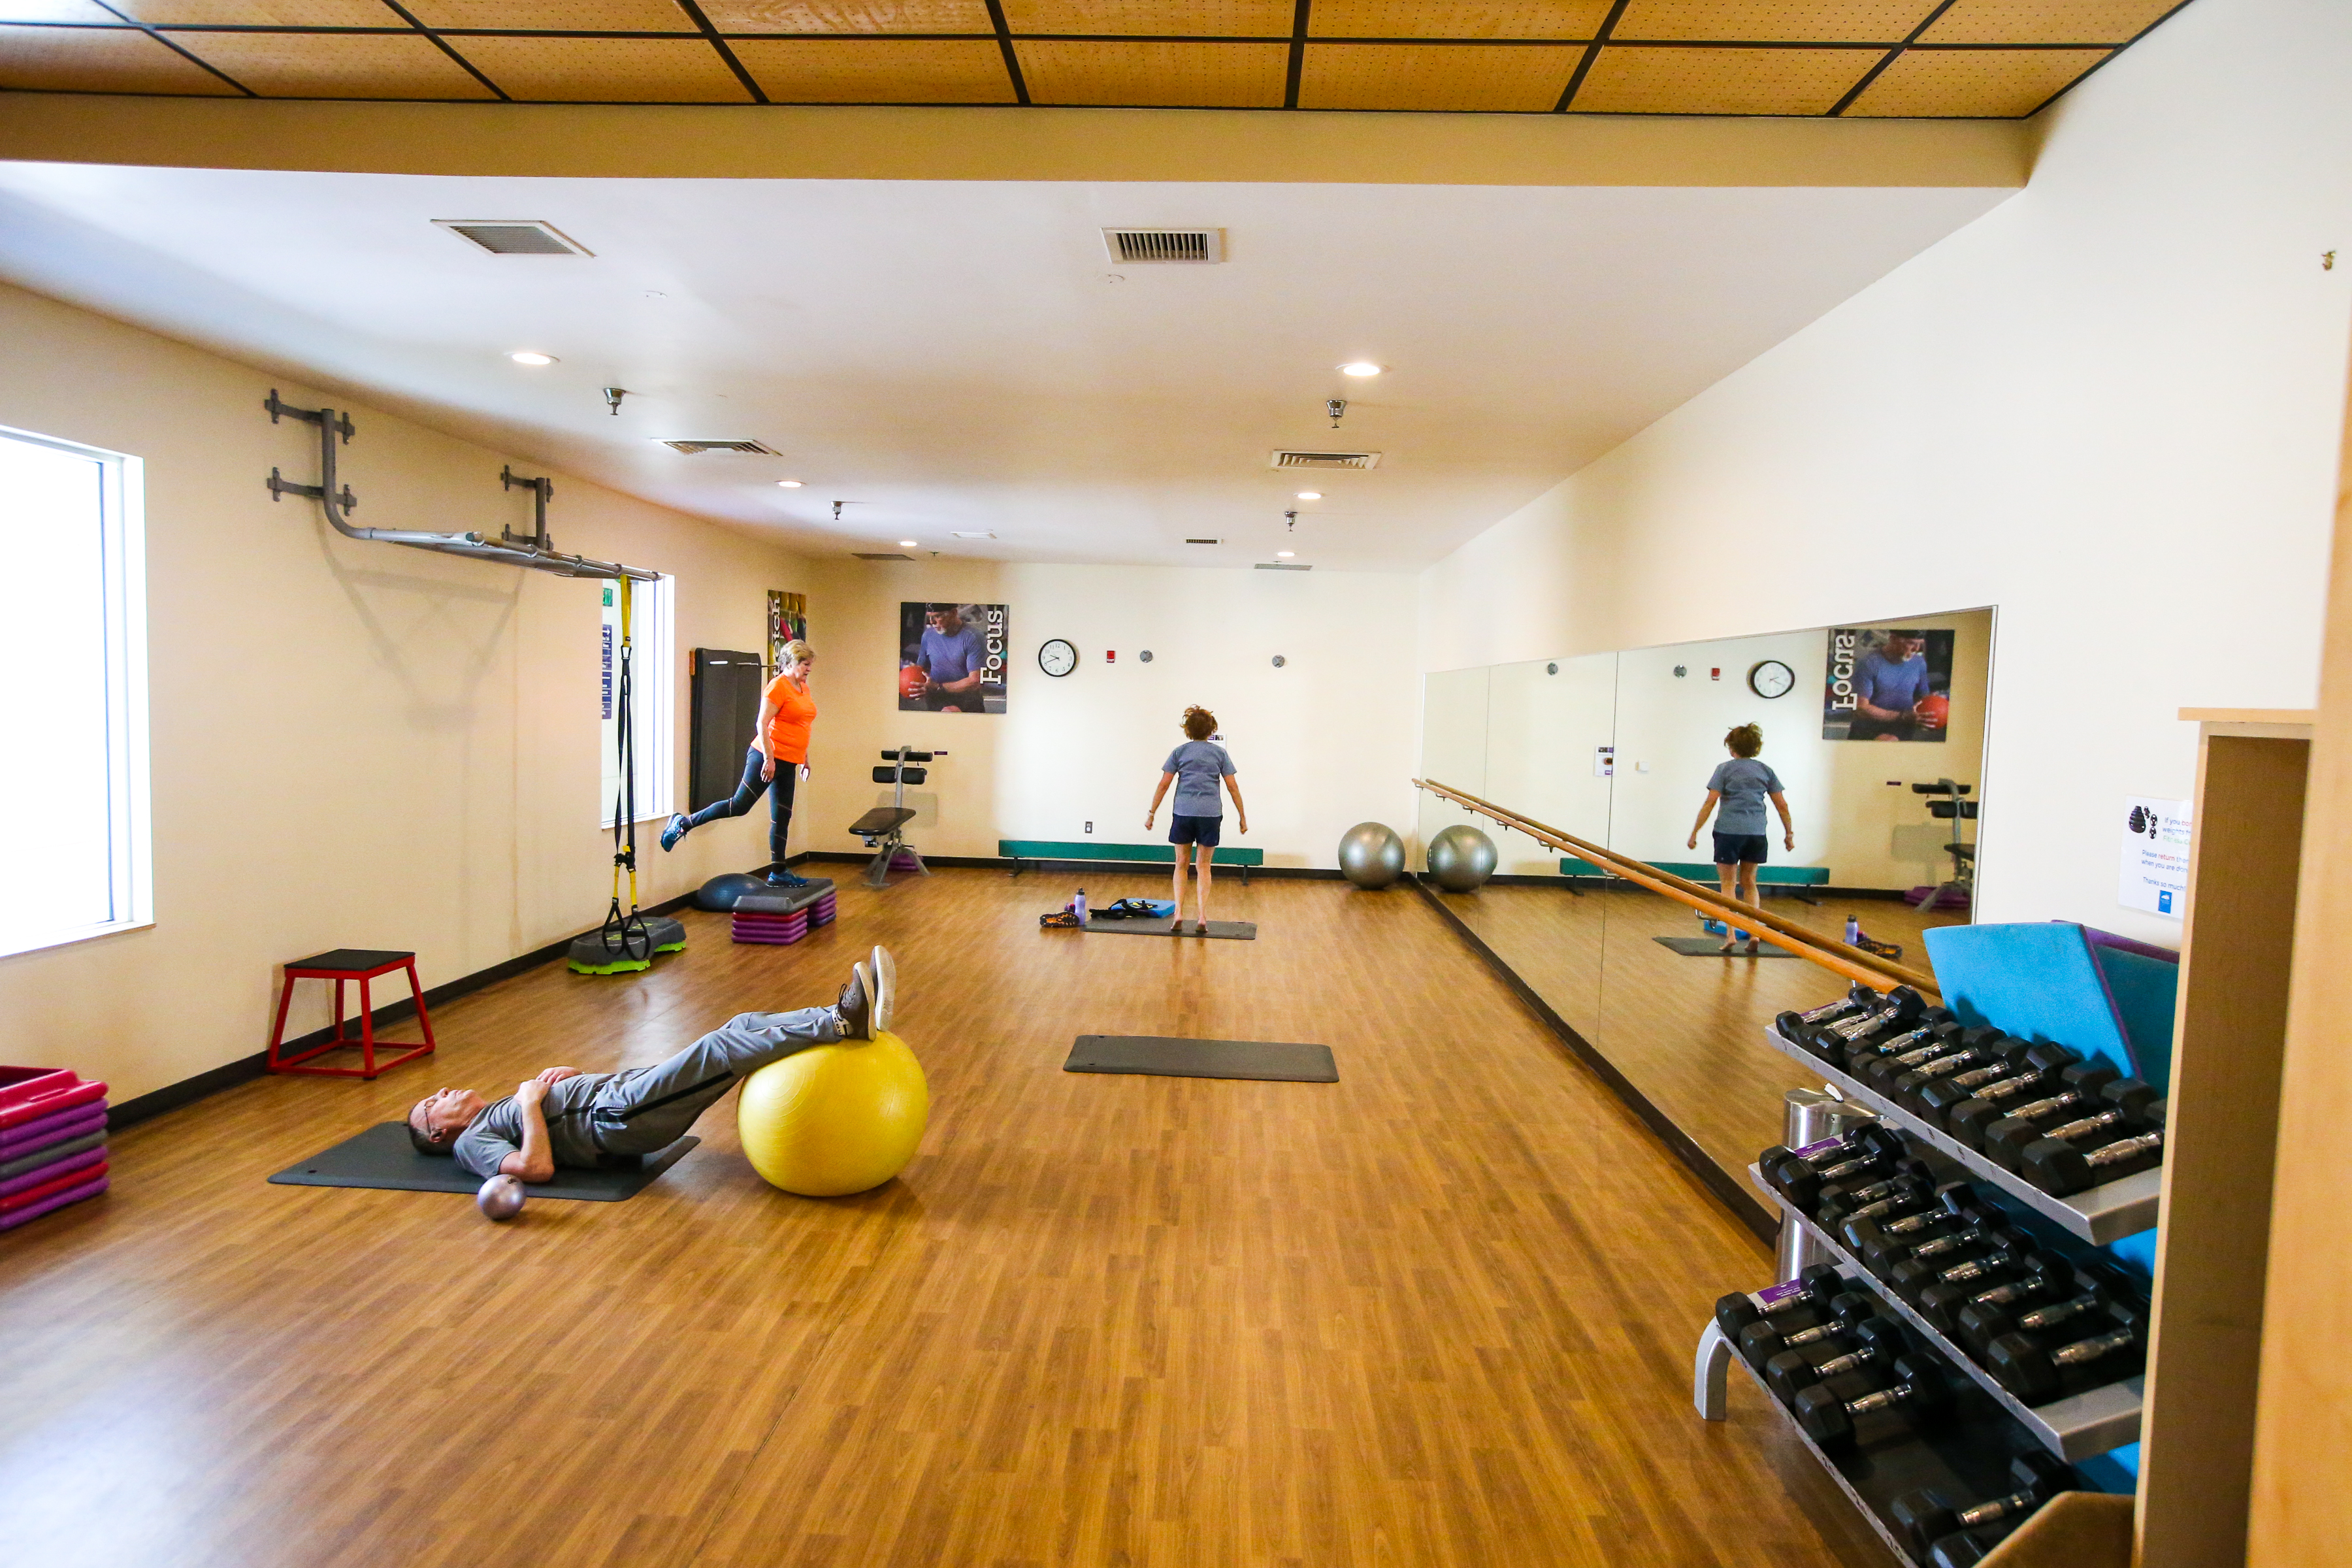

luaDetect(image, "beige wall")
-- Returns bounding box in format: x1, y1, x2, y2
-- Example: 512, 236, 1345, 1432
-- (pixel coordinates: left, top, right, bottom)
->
0, 282, 809, 1103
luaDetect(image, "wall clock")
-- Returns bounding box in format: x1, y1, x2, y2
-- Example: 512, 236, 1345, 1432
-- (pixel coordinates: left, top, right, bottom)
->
1748, 659, 1796, 699
1038, 638, 1078, 677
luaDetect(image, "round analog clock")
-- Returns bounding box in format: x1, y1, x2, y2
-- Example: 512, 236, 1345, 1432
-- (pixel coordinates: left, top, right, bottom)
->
1748, 659, 1796, 699
1038, 638, 1078, 677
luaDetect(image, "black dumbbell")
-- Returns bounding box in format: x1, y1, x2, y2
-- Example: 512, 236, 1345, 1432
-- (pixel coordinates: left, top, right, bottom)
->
1889, 1037, 2044, 1116
1776, 985, 1877, 1043
1889, 1226, 2038, 1304
1952, 1260, 2110, 1349
1758, 1120, 1903, 1185
1737, 1290, 1877, 1369
1766, 1315, 1911, 1403
1916, 1245, 2064, 1334
1815, 1162, 1938, 1229
1981, 1077, 2158, 1171
1947, 1060, 2119, 1151
1889, 1452, 2075, 1556
1771, 1130, 1918, 1213
1794, 1353, 1950, 1448
1840, 1017, 1960, 1077
2021, 1117, 2166, 1196
1793, 987, 1933, 1062
1918, 1041, 2081, 1124
1985, 1305, 2149, 1402
1713, 1263, 1845, 1341
1970, 1286, 2119, 1358
1843, 1186, 1989, 1272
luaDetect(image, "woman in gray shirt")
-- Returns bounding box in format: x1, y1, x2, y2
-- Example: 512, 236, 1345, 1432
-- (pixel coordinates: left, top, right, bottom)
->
1685, 723, 1795, 954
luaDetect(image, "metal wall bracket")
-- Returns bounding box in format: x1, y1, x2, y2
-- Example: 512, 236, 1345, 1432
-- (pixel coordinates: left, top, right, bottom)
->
500, 465, 554, 551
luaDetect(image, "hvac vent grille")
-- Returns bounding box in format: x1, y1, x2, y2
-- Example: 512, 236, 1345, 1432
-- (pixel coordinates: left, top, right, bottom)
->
1102, 228, 1224, 264
655, 439, 779, 455
1184, 537, 1222, 545
1269, 450, 1380, 470
1255, 562, 1312, 571
433, 220, 592, 257
853, 551, 915, 561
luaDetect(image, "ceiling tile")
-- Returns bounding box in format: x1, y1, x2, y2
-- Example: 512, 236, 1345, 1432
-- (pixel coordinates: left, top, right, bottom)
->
1921, 0, 2183, 46
174, 29, 499, 95
1298, 41, 1578, 110
102, 1, 404, 22
1573, 44, 1875, 112
0, 22, 241, 90
699, 1, 994, 32
1845, 44, 2108, 115
1309, 2, 1610, 39
1614, 0, 1940, 42
453, 34, 753, 98
404, 1, 696, 29
733, 36, 1011, 98
1015, 38, 1286, 103
1001, 1, 1292, 37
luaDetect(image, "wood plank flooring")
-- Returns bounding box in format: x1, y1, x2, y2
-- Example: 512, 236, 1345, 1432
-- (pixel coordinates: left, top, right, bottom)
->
0, 870, 1884, 1567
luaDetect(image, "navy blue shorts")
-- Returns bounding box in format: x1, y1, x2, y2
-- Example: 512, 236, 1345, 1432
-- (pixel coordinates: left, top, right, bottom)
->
1169, 814, 1222, 848
1712, 830, 1768, 865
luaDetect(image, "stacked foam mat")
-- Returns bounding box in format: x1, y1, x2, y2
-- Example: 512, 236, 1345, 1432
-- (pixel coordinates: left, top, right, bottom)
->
1, 1066, 110, 1233
731, 879, 838, 947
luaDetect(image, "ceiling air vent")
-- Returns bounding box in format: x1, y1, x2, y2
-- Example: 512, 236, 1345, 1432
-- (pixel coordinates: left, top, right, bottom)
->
655, 439, 780, 455
1270, 449, 1380, 470
434, 220, 593, 257
1102, 227, 1224, 264
853, 551, 915, 561
1256, 562, 1312, 571
1184, 537, 1222, 545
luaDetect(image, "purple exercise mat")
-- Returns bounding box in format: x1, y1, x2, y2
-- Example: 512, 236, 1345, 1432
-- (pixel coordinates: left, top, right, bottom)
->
0, 1145, 106, 1199
0, 1103, 108, 1158
0, 1173, 108, 1232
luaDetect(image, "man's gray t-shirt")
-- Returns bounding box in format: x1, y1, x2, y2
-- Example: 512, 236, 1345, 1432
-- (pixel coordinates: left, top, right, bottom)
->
453, 1073, 617, 1179
1162, 740, 1235, 817
1707, 758, 1784, 836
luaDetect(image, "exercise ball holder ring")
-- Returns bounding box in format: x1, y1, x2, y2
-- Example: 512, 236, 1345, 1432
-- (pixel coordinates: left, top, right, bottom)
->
1425, 824, 1498, 893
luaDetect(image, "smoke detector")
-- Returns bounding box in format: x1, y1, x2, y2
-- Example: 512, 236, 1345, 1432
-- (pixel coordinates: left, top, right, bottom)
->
1269, 450, 1380, 470
1102, 228, 1225, 264
653, 439, 779, 455
434, 220, 592, 257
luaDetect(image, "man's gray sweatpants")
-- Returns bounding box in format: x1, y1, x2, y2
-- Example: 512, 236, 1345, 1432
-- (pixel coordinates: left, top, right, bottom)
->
587, 1007, 840, 1156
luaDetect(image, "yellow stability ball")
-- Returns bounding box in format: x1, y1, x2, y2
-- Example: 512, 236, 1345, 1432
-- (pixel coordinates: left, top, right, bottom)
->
736, 1030, 928, 1197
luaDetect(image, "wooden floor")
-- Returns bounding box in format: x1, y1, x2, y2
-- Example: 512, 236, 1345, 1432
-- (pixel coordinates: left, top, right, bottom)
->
1437, 882, 1965, 1198
0, 869, 1887, 1568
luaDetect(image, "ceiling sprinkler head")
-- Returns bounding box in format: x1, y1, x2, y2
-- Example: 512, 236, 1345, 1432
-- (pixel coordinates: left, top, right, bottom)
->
602, 386, 627, 416
1284, 510, 1297, 531
1326, 398, 1347, 427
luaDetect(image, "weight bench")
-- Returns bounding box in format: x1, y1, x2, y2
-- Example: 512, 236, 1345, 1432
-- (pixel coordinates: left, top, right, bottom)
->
1000, 840, 1265, 885
853, 745, 932, 889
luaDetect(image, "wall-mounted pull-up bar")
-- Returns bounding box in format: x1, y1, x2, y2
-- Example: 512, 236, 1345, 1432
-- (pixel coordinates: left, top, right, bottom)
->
265, 390, 661, 583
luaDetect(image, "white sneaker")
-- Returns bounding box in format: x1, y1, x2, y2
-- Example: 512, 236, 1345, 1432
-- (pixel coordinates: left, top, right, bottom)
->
868, 946, 896, 1034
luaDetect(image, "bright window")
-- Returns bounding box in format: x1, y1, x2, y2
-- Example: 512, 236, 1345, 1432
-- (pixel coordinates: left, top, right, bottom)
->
599, 574, 674, 827
0, 425, 149, 958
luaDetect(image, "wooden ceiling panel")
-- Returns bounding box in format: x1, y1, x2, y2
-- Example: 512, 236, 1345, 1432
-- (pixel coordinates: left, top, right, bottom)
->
102, 1, 405, 23
1921, 0, 2184, 46
403, 1, 697, 29
0, 22, 240, 91
1574, 44, 1874, 112
1001, 1, 1293, 38
1614, 0, 1940, 42
1846, 45, 2109, 115
454, 35, 755, 99
733, 36, 1012, 99
1015, 39, 1286, 104
175, 29, 498, 95
1307, 1, 1611, 37
1298, 41, 1579, 110
698, 1, 994, 32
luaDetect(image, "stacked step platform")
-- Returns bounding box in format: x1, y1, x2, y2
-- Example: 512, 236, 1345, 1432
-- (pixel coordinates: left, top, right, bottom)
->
1, 1066, 110, 1233
732, 878, 838, 947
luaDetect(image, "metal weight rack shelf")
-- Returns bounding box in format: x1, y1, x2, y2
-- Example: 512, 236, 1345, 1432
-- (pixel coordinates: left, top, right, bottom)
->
1760, 1026, 2161, 1245
1746, 1166, 2144, 1460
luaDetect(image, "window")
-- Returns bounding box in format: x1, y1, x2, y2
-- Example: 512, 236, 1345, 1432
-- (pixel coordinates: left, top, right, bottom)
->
1, 425, 149, 958
598, 574, 673, 828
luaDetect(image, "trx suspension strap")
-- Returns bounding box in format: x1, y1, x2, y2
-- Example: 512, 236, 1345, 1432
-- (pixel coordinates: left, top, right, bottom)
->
592, 575, 653, 964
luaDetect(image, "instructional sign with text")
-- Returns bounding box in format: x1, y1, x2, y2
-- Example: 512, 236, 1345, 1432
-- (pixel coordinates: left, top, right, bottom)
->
2119, 796, 2192, 919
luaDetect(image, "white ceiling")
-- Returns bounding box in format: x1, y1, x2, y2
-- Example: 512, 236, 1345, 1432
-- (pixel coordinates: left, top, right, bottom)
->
0, 164, 2010, 571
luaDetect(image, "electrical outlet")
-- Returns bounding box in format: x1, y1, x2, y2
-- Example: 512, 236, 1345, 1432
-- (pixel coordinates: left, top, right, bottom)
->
1085, 821, 1092, 834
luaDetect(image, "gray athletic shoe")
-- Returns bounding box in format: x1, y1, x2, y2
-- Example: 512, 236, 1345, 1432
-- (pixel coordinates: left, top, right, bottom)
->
659, 813, 688, 852
836, 962, 877, 1041
868, 946, 896, 1034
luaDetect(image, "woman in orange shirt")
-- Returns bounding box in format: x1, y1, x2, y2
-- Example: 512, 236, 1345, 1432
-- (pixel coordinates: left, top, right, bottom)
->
661, 638, 819, 887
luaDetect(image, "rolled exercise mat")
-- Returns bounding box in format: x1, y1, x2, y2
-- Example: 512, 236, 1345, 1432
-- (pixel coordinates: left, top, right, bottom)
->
0, 1102, 108, 1158
0, 1145, 106, 1201
0, 1173, 110, 1232
0, 1132, 107, 1184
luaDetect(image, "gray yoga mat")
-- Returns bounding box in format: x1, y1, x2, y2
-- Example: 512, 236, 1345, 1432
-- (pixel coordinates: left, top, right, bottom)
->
1064, 1036, 1337, 1083
1084, 918, 1257, 939
1654, 936, 1800, 958
267, 1122, 698, 1201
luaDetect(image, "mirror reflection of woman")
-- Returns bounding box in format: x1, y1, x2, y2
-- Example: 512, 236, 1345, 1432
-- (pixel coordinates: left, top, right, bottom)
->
661, 640, 817, 887
1686, 723, 1795, 954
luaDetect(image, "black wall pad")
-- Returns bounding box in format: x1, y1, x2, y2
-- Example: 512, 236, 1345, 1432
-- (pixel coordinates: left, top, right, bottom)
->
1065, 1036, 1337, 1083
1655, 936, 1801, 958
268, 1124, 698, 1201
1083, 919, 1256, 939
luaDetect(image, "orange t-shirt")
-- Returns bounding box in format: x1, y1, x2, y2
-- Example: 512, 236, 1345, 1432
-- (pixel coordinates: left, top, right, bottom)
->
764, 675, 816, 765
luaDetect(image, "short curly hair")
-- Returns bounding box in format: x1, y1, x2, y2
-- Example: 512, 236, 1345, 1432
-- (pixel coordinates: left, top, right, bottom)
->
1725, 723, 1764, 758
1183, 706, 1217, 741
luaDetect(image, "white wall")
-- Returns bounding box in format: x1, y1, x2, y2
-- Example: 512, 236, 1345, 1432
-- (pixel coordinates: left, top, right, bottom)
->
792, 559, 1420, 872
0, 282, 810, 1102
1417, 0, 2352, 945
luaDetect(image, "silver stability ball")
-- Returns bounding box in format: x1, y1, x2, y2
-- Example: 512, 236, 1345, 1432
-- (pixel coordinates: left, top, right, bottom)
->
1336, 821, 1406, 890
1426, 823, 1499, 893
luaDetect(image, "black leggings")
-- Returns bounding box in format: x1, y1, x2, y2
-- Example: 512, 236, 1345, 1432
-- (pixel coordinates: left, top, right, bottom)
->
682, 745, 795, 865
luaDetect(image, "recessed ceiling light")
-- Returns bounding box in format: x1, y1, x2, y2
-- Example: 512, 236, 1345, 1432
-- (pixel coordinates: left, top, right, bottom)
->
1277, 550, 1296, 558
1338, 361, 1382, 378
510, 351, 557, 365
899, 540, 919, 548
1294, 491, 1322, 500
777, 480, 802, 487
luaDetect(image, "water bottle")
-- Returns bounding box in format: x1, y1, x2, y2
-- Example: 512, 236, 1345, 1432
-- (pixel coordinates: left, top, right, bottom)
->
1845, 915, 1861, 946
1074, 887, 1088, 924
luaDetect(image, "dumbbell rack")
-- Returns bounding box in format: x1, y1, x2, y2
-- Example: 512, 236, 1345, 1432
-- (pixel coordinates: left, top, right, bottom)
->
1745, 1166, 2143, 1460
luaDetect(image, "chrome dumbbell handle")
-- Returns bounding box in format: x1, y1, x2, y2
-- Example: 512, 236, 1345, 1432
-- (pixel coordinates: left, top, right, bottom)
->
2051, 1328, 2137, 1367
2083, 1130, 2164, 1168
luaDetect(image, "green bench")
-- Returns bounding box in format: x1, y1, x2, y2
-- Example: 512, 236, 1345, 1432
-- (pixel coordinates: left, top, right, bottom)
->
1560, 859, 1828, 900
1002, 840, 1265, 883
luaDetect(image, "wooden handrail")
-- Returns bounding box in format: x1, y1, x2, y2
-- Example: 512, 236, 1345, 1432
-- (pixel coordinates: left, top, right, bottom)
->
1413, 777, 1942, 998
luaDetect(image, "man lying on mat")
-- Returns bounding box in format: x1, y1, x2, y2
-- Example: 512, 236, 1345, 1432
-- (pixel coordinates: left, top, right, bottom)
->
406, 947, 895, 1183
